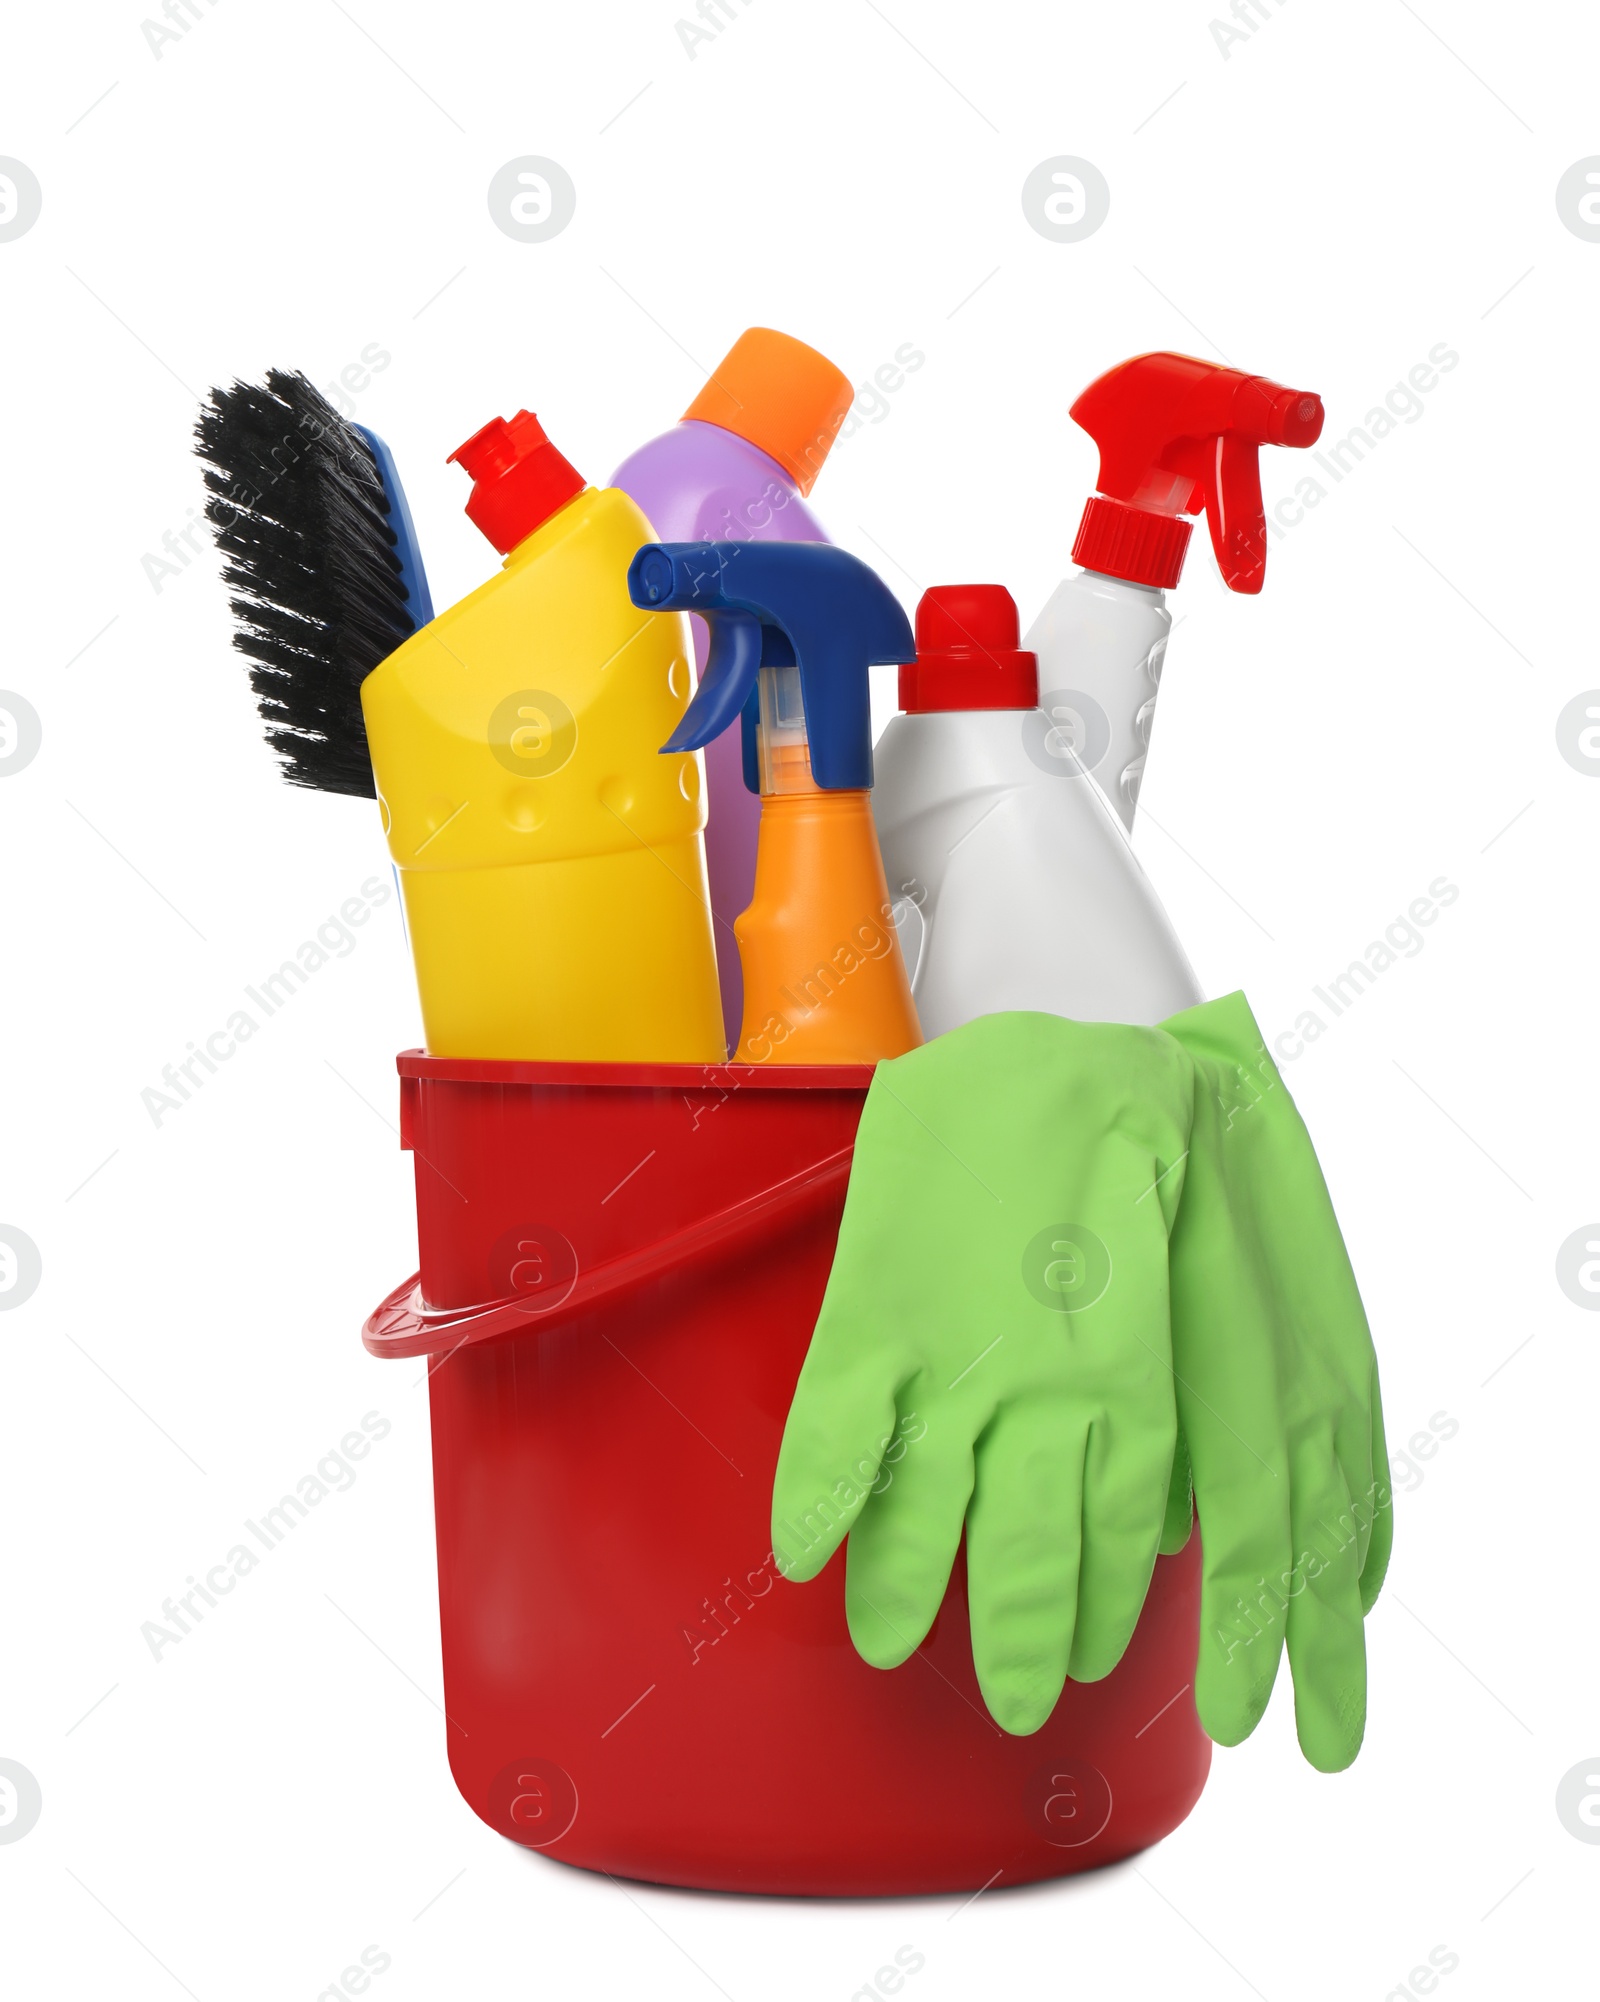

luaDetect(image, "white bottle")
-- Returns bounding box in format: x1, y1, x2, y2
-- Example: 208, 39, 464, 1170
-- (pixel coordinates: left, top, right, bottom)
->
873, 585, 1201, 1037
1021, 569, 1169, 832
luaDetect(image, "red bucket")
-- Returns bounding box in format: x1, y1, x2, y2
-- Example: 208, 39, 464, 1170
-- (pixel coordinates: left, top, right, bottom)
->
364, 1052, 1210, 1896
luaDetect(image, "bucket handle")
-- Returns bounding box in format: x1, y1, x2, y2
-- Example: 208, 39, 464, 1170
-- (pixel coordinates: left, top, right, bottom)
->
363, 1141, 855, 1361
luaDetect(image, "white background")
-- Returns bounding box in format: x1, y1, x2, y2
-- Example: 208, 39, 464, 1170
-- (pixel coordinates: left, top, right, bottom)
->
3, 0, 1597, 1995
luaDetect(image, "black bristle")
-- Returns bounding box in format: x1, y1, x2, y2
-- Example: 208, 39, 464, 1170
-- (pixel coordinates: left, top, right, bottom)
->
194, 369, 420, 797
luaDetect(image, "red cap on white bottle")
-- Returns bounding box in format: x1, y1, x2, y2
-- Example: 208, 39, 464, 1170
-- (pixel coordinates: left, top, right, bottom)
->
899, 585, 1039, 713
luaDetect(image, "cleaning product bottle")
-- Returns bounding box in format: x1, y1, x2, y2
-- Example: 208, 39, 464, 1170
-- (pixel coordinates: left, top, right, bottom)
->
871, 583, 1202, 1037
610, 328, 855, 1049
359, 411, 725, 1064
1024, 352, 1324, 830
627, 541, 920, 1065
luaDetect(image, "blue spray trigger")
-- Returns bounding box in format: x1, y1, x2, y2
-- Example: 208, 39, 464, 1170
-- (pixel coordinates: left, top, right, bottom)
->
736, 630, 795, 794
740, 681, 761, 796
659, 608, 764, 756
626, 540, 914, 792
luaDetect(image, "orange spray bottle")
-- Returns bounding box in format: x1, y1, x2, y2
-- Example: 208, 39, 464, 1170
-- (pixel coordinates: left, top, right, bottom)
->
627, 542, 921, 1064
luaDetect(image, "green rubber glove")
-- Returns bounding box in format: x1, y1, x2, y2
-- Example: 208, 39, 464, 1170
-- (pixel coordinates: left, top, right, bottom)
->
1162, 992, 1392, 1771
770, 1012, 1197, 1735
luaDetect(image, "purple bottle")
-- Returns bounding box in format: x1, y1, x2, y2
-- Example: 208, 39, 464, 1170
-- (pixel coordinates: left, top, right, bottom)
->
611, 326, 854, 1051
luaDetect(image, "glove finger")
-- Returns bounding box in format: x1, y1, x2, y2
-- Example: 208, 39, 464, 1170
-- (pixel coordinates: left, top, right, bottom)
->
1069, 1404, 1177, 1683
1359, 1369, 1395, 1615
964, 1406, 1088, 1734
771, 1357, 901, 1584
1187, 1421, 1293, 1748
1158, 1427, 1194, 1557
1166, 1038, 1293, 1747
1319, 1282, 1385, 1584
1284, 1457, 1369, 1772
844, 1405, 973, 1670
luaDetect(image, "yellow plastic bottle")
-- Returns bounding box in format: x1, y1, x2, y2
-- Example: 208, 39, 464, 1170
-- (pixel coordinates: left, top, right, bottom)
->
360, 412, 724, 1063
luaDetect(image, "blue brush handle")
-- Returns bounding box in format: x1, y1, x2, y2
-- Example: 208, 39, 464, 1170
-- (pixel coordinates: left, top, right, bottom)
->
356, 424, 434, 630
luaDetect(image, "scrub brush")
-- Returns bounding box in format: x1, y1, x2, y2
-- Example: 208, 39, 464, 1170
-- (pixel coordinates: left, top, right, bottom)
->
194, 369, 434, 797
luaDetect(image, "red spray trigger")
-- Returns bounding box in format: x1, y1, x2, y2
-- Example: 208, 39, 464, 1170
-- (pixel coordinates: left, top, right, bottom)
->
1069, 352, 1324, 594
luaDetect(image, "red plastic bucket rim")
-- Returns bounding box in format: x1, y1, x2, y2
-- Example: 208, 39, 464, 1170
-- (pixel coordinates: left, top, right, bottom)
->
396, 1049, 877, 1090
